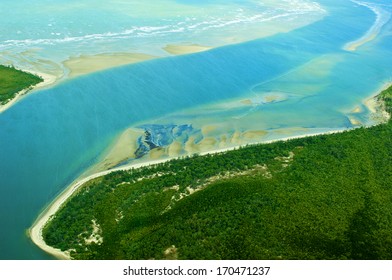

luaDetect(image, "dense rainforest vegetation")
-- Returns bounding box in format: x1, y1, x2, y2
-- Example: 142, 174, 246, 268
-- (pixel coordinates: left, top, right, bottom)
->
0, 65, 43, 105
43, 86, 392, 260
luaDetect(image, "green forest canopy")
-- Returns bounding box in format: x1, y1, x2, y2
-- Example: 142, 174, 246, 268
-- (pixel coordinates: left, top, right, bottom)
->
43, 86, 392, 260
0, 65, 43, 105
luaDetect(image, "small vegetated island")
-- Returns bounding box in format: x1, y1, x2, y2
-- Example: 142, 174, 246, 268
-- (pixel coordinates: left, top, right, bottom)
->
41, 85, 392, 260
0, 65, 43, 105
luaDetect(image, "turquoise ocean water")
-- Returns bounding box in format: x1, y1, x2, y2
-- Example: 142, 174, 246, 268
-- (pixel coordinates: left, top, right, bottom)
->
0, 0, 392, 259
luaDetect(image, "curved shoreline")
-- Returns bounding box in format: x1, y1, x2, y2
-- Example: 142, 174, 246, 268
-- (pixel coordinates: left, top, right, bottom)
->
0, 43, 214, 114
0, 71, 57, 114
28, 156, 186, 259
29, 125, 356, 259
344, 0, 391, 51
29, 80, 392, 259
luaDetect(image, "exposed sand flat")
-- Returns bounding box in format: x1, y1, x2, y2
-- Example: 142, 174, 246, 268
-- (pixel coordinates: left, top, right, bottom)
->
63, 52, 158, 78
163, 44, 212, 55
198, 137, 218, 151
89, 128, 143, 173
230, 131, 242, 145
29, 83, 392, 259
2, 45, 208, 112
167, 141, 182, 157
29, 124, 377, 259
184, 136, 199, 154
349, 117, 362, 126
150, 148, 166, 159
365, 98, 378, 113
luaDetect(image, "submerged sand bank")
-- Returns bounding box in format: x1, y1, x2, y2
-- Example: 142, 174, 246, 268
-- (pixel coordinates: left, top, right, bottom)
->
88, 128, 144, 174
28, 126, 351, 259
344, 1, 391, 51
30, 85, 392, 258
63, 44, 211, 78
344, 82, 392, 126
0, 43, 206, 112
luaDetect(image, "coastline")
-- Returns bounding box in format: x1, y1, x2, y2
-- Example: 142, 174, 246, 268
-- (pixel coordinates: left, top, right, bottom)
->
0, 71, 57, 114
29, 80, 392, 259
0, 43, 211, 113
363, 82, 392, 122
28, 157, 178, 260
29, 127, 351, 259
0, 0, 388, 258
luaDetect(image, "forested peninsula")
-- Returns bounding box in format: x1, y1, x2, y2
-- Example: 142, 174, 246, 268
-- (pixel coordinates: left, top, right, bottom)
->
42, 86, 392, 260
0, 65, 43, 105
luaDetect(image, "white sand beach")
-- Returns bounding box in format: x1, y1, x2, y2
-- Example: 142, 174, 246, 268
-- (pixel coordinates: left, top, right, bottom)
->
29, 156, 176, 260
27, 70, 392, 259
29, 125, 353, 259
0, 71, 57, 114
363, 82, 392, 123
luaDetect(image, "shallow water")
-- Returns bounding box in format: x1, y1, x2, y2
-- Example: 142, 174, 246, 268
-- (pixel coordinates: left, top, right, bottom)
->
0, 0, 324, 76
0, 0, 391, 259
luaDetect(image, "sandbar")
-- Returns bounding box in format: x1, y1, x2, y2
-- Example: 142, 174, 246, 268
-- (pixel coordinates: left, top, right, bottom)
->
88, 128, 143, 174
349, 117, 362, 126
63, 52, 158, 78
344, 1, 391, 51
150, 148, 166, 159
29, 84, 392, 259
163, 44, 211, 55
167, 141, 182, 157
